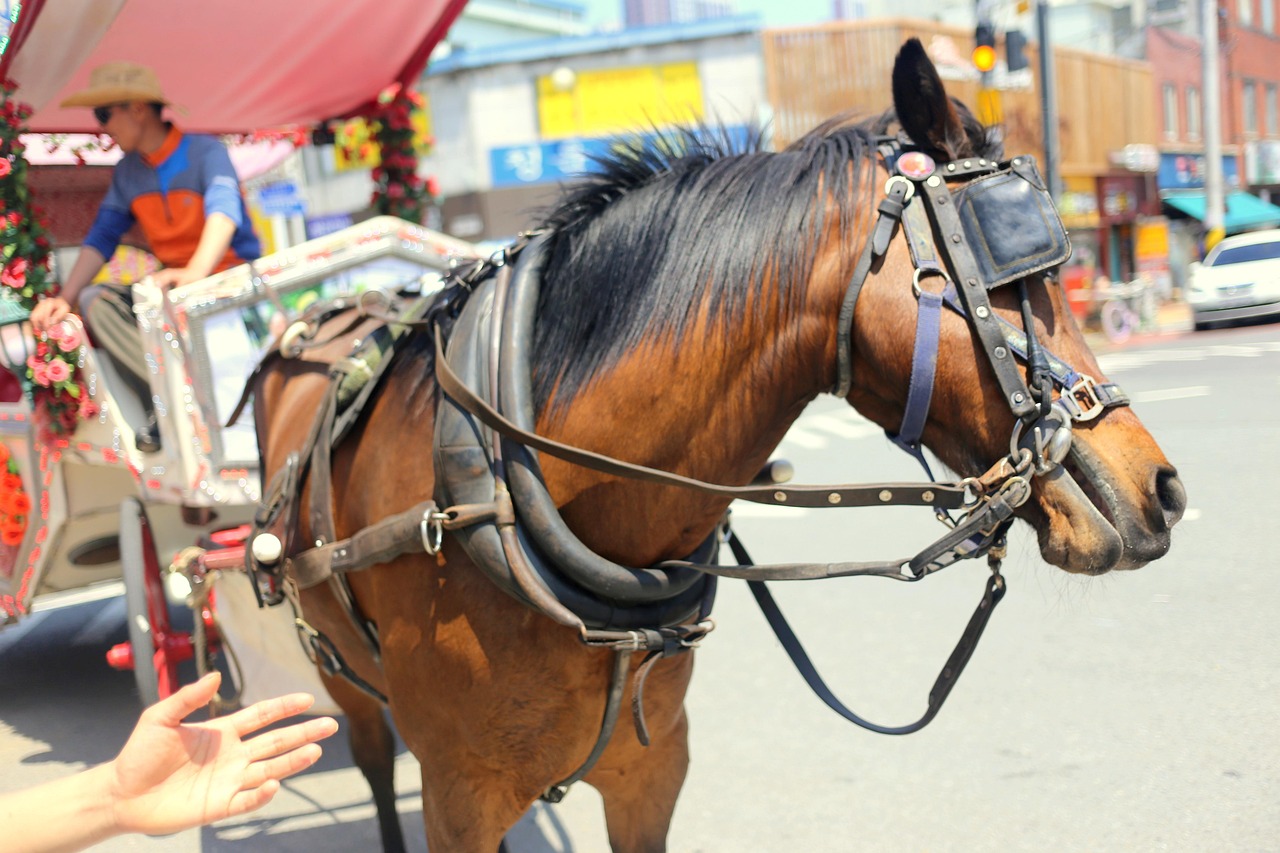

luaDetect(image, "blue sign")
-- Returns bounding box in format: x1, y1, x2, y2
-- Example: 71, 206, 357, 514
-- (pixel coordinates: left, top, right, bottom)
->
256, 181, 306, 217
305, 213, 353, 239
490, 126, 752, 189
1157, 152, 1240, 191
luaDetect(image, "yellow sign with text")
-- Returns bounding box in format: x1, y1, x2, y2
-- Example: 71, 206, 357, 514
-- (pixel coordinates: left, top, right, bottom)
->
537, 62, 704, 140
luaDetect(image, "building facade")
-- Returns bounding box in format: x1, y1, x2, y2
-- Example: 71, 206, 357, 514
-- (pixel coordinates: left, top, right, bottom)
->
1145, 3, 1280, 285
422, 15, 766, 242
624, 0, 737, 28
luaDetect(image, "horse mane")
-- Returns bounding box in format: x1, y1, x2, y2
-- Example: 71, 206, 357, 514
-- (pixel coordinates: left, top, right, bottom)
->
528, 108, 1000, 415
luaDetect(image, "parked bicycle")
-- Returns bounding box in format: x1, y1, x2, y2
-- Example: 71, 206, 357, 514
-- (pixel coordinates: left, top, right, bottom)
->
1092, 277, 1154, 343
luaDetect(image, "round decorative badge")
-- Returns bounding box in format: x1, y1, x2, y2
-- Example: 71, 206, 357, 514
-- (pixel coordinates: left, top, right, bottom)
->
897, 151, 936, 180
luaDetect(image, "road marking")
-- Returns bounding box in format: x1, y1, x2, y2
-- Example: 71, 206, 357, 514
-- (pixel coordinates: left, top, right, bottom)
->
1129, 386, 1210, 403
1098, 339, 1280, 372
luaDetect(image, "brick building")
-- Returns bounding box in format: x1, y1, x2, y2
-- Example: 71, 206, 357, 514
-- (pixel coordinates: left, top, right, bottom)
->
1146, 4, 1280, 283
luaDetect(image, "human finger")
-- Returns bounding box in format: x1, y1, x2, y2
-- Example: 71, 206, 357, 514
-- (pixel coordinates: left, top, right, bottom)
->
225, 779, 281, 819
225, 692, 317, 737
246, 716, 339, 762
242, 743, 324, 790
144, 672, 221, 726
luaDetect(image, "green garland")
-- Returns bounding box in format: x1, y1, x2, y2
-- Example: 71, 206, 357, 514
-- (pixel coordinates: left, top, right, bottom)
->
0, 76, 57, 311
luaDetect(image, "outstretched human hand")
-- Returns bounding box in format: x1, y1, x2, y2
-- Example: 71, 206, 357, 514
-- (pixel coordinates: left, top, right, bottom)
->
109, 671, 339, 835
0, 671, 338, 853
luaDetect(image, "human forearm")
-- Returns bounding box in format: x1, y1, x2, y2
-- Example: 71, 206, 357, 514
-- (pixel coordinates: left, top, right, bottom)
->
58, 246, 107, 310
0, 763, 120, 853
183, 213, 237, 278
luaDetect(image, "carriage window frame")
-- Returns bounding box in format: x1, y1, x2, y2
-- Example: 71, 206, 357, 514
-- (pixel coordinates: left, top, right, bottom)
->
171, 232, 472, 471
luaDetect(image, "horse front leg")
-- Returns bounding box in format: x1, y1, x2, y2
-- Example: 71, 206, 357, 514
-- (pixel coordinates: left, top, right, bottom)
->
589, 652, 695, 853
321, 672, 406, 853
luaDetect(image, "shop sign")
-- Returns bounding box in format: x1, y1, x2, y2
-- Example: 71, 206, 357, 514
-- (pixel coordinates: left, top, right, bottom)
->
1108, 144, 1159, 172
1058, 176, 1100, 228
1157, 152, 1241, 190
305, 213, 353, 240
490, 125, 750, 189
256, 181, 306, 217
1097, 175, 1142, 224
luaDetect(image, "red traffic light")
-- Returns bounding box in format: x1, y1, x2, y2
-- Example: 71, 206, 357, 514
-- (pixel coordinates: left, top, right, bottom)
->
972, 44, 997, 72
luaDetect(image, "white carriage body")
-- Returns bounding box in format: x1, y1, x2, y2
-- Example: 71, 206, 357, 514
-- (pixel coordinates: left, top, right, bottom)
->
0, 217, 478, 651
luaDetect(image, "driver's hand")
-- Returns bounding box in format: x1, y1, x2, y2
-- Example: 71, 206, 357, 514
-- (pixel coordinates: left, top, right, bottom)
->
151, 267, 206, 290
30, 297, 71, 333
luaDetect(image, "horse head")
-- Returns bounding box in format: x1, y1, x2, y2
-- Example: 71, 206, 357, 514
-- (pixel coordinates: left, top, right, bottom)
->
845, 39, 1186, 574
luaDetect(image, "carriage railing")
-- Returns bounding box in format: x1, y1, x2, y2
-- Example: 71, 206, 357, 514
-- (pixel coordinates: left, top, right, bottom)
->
0, 217, 480, 615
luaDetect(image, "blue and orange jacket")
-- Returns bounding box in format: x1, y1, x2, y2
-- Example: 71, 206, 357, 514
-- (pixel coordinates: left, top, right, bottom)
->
84, 126, 260, 272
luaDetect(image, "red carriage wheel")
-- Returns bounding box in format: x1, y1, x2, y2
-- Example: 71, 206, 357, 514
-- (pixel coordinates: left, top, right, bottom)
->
119, 497, 187, 705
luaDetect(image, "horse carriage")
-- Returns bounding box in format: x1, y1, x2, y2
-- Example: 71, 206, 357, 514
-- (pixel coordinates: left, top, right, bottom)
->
5, 4, 1188, 849
0, 218, 480, 708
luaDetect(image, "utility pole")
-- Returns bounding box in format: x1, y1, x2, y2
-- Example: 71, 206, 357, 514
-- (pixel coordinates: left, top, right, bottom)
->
1036, 0, 1061, 201
1202, 0, 1225, 251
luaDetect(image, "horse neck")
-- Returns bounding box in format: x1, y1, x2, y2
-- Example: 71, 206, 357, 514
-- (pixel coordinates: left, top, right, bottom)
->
540, 273, 838, 565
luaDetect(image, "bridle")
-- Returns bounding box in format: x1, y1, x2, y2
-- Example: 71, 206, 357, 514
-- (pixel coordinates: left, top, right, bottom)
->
834, 137, 1130, 477
246, 136, 1135, 802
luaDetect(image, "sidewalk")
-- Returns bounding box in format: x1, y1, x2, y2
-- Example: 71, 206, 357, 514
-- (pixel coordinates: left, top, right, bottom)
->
1082, 299, 1194, 352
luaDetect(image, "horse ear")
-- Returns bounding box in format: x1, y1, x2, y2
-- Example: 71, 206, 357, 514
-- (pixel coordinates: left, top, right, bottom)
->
891, 38, 970, 161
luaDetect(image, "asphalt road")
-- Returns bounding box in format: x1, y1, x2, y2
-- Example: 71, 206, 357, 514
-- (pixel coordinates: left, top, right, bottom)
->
1, 322, 1277, 852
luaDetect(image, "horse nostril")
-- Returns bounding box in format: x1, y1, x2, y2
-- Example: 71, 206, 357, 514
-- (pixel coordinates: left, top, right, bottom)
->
1155, 467, 1187, 530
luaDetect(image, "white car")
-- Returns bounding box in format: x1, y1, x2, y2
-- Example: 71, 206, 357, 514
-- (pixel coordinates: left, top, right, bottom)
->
1187, 228, 1280, 330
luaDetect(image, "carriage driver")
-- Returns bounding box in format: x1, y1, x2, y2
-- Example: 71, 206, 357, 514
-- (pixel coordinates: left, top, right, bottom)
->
29, 62, 261, 453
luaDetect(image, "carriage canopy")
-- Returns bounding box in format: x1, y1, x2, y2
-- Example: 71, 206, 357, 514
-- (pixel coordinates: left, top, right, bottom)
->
1, 0, 468, 133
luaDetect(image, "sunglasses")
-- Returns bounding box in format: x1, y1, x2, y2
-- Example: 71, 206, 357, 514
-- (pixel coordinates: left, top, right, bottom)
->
93, 103, 127, 125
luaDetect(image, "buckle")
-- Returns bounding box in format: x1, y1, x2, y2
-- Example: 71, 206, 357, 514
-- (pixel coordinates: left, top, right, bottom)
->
1061, 375, 1105, 421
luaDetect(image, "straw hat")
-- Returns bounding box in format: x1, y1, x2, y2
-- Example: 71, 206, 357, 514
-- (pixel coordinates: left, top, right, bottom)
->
60, 62, 170, 108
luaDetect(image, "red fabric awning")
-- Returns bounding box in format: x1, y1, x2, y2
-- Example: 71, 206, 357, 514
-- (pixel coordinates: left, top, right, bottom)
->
1, 0, 467, 133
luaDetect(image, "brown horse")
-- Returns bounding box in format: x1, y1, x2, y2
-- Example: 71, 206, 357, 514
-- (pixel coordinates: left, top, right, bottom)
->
250, 40, 1185, 853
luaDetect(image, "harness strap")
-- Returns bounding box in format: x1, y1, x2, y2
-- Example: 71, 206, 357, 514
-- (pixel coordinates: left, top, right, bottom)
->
667, 474, 1028, 582
730, 531, 1008, 735
889, 193, 947, 467
833, 173, 910, 398
540, 649, 632, 804
433, 332, 968, 511
939, 287, 1131, 420
288, 500, 448, 589
915, 175, 1040, 420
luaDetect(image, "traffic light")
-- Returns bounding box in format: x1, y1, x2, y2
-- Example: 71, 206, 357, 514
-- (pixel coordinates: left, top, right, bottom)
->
973, 23, 997, 73
1006, 30, 1029, 72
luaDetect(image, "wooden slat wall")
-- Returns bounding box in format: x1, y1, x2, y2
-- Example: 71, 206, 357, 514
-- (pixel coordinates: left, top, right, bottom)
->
764, 19, 1155, 177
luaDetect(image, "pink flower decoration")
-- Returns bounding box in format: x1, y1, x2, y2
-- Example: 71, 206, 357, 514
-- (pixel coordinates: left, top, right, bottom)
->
45, 323, 65, 342
0, 159, 10, 177
28, 360, 50, 387
56, 325, 82, 352
44, 359, 70, 384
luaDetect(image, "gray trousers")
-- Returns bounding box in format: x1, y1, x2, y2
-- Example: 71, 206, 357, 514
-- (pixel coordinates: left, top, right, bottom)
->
79, 283, 154, 414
